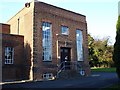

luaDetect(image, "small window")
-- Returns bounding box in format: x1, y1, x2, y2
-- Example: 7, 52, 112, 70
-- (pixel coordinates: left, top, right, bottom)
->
61, 26, 69, 35
5, 47, 14, 64
64, 49, 68, 53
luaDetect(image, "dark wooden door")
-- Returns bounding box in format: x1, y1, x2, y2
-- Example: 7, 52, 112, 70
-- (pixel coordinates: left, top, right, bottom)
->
60, 47, 71, 70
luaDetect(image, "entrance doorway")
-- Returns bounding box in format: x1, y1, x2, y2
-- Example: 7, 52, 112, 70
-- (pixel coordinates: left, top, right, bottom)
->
60, 47, 71, 70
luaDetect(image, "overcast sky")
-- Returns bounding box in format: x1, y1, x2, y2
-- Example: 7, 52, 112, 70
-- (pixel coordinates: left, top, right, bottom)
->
0, 0, 119, 45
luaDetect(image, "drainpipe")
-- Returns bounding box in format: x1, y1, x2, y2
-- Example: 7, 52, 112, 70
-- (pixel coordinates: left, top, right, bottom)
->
18, 18, 20, 35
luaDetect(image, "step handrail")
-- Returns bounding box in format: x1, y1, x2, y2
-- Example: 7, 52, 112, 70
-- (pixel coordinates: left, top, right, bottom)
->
57, 61, 83, 78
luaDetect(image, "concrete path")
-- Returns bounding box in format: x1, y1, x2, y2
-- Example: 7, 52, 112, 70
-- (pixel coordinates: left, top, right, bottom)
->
2, 72, 120, 89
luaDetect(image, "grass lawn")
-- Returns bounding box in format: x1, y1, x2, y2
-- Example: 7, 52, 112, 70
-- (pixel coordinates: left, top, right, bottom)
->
91, 67, 116, 72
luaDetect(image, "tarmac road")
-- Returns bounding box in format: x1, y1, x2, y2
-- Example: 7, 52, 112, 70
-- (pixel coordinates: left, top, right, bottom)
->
2, 72, 120, 89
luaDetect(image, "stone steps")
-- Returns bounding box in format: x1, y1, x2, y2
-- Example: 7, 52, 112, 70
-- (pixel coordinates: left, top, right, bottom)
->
57, 70, 82, 79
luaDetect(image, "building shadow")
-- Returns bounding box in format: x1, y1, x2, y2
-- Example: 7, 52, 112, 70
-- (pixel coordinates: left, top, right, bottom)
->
23, 42, 31, 80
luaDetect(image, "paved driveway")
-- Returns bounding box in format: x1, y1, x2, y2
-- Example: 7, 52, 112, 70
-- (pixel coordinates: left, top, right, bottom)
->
2, 72, 120, 89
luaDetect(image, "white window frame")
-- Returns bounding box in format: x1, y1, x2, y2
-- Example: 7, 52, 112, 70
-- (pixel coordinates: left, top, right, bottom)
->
5, 47, 14, 64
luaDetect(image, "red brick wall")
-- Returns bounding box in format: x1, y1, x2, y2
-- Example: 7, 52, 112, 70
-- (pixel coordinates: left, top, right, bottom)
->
2, 34, 25, 81
0, 24, 10, 34
32, 2, 90, 79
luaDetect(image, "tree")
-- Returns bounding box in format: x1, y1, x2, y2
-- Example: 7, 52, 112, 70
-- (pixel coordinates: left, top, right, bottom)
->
88, 34, 96, 67
88, 34, 114, 68
113, 16, 120, 78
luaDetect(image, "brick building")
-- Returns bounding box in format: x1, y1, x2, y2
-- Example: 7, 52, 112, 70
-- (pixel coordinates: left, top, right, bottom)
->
7, 0, 90, 80
0, 23, 25, 81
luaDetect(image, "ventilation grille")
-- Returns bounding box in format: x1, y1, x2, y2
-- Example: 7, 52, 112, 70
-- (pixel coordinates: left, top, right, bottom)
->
43, 73, 54, 80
